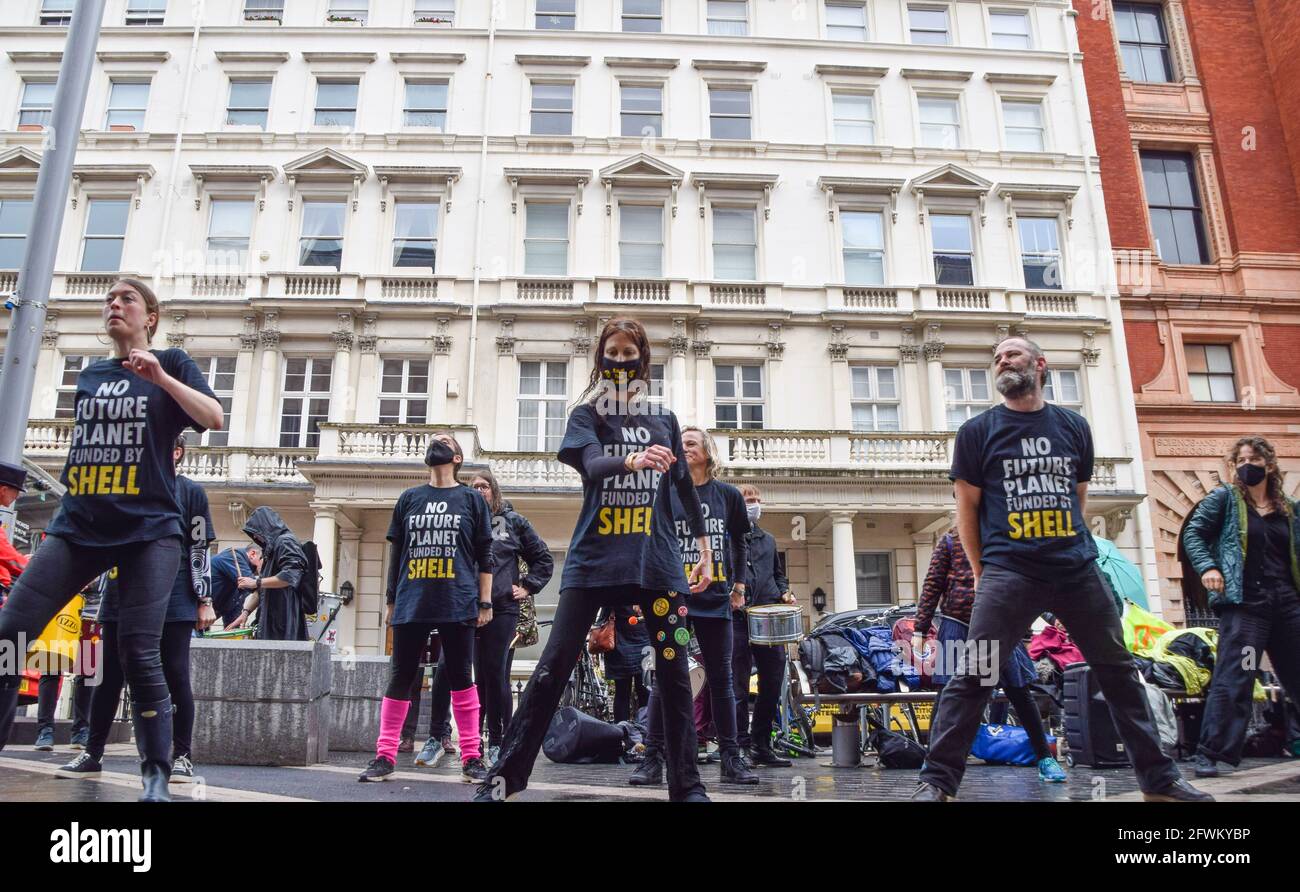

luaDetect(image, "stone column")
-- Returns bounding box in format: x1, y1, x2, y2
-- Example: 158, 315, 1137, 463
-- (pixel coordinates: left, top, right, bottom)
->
766, 322, 786, 427
923, 326, 947, 433
253, 313, 281, 447
495, 318, 517, 451
430, 316, 454, 425
692, 322, 714, 428
830, 510, 858, 613
570, 318, 591, 410
828, 325, 851, 429
33, 312, 60, 417
667, 317, 689, 418
329, 313, 355, 424
335, 528, 362, 654
228, 314, 259, 447
899, 324, 923, 431
310, 504, 339, 595
354, 314, 379, 424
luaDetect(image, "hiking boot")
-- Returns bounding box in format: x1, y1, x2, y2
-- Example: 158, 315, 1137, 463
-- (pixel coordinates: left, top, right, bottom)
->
169, 755, 195, 784
1143, 778, 1214, 802
56, 752, 102, 779
721, 747, 759, 785
358, 756, 396, 782
414, 737, 441, 767
461, 757, 489, 783
628, 747, 664, 786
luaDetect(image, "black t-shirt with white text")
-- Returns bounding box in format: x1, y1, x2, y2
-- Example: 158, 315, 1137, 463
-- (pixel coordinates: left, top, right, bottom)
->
387, 483, 492, 625
556, 403, 694, 595
949, 403, 1097, 581
47, 349, 215, 548
670, 479, 749, 620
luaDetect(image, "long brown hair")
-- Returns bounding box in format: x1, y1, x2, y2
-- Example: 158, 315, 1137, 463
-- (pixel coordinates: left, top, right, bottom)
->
1228, 436, 1290, 516
471, 467, 504, 515
112, 277, 160, 343
572, 317, 652, 409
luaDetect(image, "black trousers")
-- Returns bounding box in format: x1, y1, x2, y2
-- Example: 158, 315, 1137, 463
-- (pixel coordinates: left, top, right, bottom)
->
423, 608, 518, 746
36, 674, 92, 736
84, 620, 196, 760
385, 621, 475, 700
731, 610, 785, 749
646, 614, 737, 751
920, 562, 1181, 796
1199, 585, 1300, 766
0, 536, 181, 748
613, 675, 648, 724
483, 586, 705, 801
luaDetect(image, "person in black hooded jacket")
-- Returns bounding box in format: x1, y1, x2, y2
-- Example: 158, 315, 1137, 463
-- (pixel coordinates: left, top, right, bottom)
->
413, 470, 554, 765
228, 507, 308, 642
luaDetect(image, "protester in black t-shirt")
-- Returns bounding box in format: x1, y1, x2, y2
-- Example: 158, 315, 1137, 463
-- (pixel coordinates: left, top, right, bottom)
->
413, 470, 554, 766
0, 277, 222, 802
633, 427, 757, 786
912, 337, 1209, 803
360, 432, 494, 784
477, 317, 714, 803
59, 435, 216, 783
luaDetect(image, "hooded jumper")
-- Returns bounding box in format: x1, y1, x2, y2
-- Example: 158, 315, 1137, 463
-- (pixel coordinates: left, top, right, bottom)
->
242, 506, 309, 642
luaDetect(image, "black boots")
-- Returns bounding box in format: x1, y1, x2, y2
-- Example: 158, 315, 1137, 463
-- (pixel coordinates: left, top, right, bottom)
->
721, 747, 759, 785
132, 697, 173, 803
748, 743, 792, 767
0, 679, 18, 753
628, 747, 665, 786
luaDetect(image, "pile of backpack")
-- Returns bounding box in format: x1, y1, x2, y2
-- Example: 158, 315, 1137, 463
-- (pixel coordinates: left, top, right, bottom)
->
797, 619, 929, 696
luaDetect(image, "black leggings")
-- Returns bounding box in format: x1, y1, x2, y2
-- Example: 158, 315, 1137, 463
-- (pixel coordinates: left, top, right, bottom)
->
37, 674, 93, 735
85, 620, 196, 761
424, 608, 517, 746
484, 586, 705, 801
646, 614, 737, 750
613, 675, 648, 724
0, 536, 180, 714
385, 621, 475, 700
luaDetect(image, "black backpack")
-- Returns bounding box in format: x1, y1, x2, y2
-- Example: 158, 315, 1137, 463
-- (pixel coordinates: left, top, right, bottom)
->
868, 727, 927, 769
298, 540, 323, 615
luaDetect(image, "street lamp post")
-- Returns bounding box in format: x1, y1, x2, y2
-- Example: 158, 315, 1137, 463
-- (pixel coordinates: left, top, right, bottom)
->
0, 0, 107, 465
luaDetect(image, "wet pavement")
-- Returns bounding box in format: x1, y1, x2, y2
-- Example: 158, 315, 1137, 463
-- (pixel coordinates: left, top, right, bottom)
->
2, 742, 1296, 803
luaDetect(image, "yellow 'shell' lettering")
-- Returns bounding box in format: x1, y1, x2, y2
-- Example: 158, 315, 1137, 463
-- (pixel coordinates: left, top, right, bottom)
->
407, 558, 455, 580
66, 465, 140, 496
597, 507, 653, 536
1007, 511, 1076, 539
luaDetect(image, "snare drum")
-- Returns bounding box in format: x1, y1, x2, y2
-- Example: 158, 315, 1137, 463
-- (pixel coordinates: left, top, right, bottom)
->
746, 604, 805, 645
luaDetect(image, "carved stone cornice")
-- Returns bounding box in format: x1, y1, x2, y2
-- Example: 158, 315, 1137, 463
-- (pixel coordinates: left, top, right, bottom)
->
259, 329, 281, 349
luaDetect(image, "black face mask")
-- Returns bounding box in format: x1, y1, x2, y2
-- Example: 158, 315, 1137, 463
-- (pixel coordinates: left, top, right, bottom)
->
1236, 463, 1267, 487
599, 357, 641, 386
425, 440, 457, 468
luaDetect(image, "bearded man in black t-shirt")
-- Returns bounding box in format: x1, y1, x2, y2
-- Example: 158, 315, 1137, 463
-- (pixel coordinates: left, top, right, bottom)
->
912, 337, 1210, 803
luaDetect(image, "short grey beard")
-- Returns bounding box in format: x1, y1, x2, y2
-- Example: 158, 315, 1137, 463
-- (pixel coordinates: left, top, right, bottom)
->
996, 368, 1037, 398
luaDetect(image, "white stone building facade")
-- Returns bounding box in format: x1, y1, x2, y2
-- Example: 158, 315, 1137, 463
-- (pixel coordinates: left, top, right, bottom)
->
1, 0, 1158, 657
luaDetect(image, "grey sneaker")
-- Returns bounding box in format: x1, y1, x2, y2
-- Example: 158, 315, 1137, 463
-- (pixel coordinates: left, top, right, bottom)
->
34, 726, 54, 751
358, 756, 396, 782
169, 755, 195, 784
414, 737, 441, 767
461, 757, 489, 783
56, 752, 102, 779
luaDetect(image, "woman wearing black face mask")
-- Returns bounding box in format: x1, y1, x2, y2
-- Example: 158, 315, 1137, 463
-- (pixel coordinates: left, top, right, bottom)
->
361, 432, 494, 784
1181, 436, 1300, 777
476, 317, 715, 802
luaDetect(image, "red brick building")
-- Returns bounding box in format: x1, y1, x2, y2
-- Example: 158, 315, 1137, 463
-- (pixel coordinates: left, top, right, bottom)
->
1075, 0, 1300, 622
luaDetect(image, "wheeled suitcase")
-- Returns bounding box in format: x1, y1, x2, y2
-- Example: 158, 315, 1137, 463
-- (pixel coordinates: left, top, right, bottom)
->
1063, 662, 1130, 768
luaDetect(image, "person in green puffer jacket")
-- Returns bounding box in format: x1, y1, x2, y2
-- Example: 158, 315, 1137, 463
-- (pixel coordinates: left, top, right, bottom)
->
1180, 436, 1300, 778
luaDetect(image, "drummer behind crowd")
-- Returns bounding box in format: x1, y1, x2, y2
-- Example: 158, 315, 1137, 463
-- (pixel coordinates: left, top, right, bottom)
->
731, 483, 795, 766
210, 544, 261, 628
